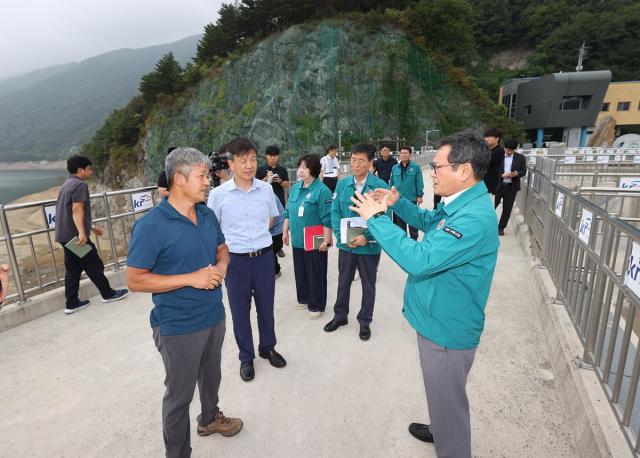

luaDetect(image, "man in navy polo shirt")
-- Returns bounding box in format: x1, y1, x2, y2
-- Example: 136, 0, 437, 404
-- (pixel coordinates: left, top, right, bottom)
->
127, 147, 242, 458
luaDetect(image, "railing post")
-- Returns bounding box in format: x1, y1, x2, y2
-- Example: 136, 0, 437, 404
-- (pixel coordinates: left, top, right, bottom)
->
592, 171, 598, 187
0, 205, 26, 302
101, 192, 121, 270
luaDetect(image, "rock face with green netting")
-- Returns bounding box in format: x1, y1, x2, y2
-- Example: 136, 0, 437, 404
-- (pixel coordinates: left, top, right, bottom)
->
143, 20, 479, 175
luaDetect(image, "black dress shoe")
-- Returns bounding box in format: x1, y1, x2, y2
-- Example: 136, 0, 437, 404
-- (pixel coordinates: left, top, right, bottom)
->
258, 349, 286, 368
408, 423, 434, 443
359, 324, 371, 341
323, 318, 348, 332
240, 361, 255, 381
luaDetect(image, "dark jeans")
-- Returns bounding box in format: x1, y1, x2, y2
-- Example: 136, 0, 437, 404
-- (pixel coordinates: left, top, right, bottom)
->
272, 233, 283, 274
225, 251, 276, 362
323, 177, 338, 192
495, 184, 518, 229
292, 247, 328, 312
153, 321, 226, 458
333, 250, 380, 325
393, 212, 419, 240
61, 239, 114, 306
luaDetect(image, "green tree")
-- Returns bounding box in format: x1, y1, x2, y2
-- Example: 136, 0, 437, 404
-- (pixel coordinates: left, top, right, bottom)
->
139, 53, 185, 104
409, 0, 477, 65
196, 4, 244, 63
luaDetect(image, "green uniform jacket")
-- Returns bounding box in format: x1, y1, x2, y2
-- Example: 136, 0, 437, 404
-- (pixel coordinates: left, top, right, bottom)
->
331, 173, 389, 255
283, 178, 333, 249
390, 161, 424, 202
367, 181, 499, 349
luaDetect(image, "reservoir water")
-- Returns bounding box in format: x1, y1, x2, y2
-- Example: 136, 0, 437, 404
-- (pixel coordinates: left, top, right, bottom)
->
0, 169, 68, 205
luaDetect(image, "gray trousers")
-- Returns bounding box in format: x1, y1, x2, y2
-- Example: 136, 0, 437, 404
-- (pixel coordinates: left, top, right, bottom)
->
333, 250, 380, 325
153, 320, 226, 458
417, 333, 476, 458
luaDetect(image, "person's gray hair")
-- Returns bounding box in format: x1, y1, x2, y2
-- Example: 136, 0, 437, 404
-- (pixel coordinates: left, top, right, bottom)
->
165, 147, 211, 188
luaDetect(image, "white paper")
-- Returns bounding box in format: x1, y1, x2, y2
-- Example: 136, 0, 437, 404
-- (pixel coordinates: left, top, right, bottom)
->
340, 217, 367, 244
564, 156, 576, 164
554, 193, 564, 217
132, 191, 154, 212
44, 205, 56, 228
578, 209, 593, 244
625, 241, 640, 298
620, 177, 640, 189
597, 156, 609, 164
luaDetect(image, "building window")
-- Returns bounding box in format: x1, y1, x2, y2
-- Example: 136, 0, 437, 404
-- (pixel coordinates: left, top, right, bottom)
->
510, 93, 517, 119
602, 102, 610, 112
618, 101, 630, 111
524, 105, 532, 115
560, 95, 591, 111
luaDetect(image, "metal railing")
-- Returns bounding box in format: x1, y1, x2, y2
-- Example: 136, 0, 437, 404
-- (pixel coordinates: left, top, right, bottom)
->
518, 156, 640, 453
0, 186, 158, 307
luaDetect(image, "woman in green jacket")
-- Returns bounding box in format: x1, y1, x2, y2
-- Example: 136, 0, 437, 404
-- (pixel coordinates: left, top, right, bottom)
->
283, 154, 334, 320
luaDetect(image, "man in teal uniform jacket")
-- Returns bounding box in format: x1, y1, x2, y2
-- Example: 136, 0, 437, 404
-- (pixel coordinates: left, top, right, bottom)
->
323, 143, 389, 341
349, 132, 499, 458
390, 146, 424, 240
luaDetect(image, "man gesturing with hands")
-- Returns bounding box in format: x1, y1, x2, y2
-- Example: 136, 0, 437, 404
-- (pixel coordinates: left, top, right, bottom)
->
128, 148, 242, 458
350, 133, 499, 458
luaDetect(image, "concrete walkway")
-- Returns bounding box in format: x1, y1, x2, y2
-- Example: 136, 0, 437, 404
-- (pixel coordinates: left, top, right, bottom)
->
0, 176, 579, 457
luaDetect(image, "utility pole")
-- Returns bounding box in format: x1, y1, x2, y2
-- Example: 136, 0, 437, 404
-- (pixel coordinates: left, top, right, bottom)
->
337, 130, 342, 161
425, 129, 439, 150
576, 41, 588, 72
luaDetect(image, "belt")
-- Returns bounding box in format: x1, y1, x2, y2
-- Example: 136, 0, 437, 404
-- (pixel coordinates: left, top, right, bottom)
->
231, 245, 272, 257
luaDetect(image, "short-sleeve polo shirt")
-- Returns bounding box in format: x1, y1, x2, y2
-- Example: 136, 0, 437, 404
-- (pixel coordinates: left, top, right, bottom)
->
127, 199, 226, 336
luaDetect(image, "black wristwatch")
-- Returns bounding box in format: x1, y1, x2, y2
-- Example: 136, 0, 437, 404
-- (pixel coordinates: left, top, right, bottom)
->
371, 211, 386, 219
325, 242, 332, 247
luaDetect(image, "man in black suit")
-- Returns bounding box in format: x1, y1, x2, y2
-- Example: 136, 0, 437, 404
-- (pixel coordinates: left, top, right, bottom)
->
483, 128, 504, 195
495, 139, 527, 236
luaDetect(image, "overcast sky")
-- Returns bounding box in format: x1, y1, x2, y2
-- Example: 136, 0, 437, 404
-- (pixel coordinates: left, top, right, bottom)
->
0, 0, 224, 79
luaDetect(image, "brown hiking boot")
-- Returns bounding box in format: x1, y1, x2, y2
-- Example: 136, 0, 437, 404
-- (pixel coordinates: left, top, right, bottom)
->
197, 411, 243, 437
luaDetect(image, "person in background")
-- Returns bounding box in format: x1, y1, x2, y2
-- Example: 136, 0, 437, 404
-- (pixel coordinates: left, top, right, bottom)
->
323, 143, 389, 341
351, 132, 499, 458
390, 147, 424, 240
256, 145, 290, 207
483, 128, 504, 195
283, 154, 333, 320
0, 264, 10, 305
157, 146, 177, 198
127, 147, 242, 458
494, 139, 527, 236
208, 137, 286, 382
55, 155, 128, 314
374, 145, 397, 184
271, 196, 285, 279
257, 145, 290, 258
320, 145, 340, 192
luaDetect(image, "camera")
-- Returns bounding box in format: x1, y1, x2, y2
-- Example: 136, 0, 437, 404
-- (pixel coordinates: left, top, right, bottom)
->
208, 151, 229, 187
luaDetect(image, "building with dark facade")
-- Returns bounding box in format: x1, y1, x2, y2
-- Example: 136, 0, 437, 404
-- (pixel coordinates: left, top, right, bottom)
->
499, 70, 612, 147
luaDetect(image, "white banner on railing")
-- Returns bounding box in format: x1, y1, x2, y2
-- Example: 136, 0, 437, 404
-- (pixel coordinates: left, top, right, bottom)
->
615, 155, 623, 161
625, 242, 640, 298
554, 193, 565, 217
578, 209, 593, 244
44, 205, 56, 229
634, 156, 640, 164
619, 177, 640, 189
585, 155, 594, 162
597, 156, 610, 164
564, 156, 576, 164
131, 191, 154, 212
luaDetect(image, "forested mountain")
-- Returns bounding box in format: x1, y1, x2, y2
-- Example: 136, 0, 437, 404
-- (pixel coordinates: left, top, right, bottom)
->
0, 35, 200, 162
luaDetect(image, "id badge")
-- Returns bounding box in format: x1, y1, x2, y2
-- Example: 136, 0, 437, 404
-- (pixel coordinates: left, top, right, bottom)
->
298, 205, 304, 217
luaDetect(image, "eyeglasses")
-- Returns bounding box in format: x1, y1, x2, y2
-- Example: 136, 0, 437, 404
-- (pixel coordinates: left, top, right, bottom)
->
429, 162, 461, 172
